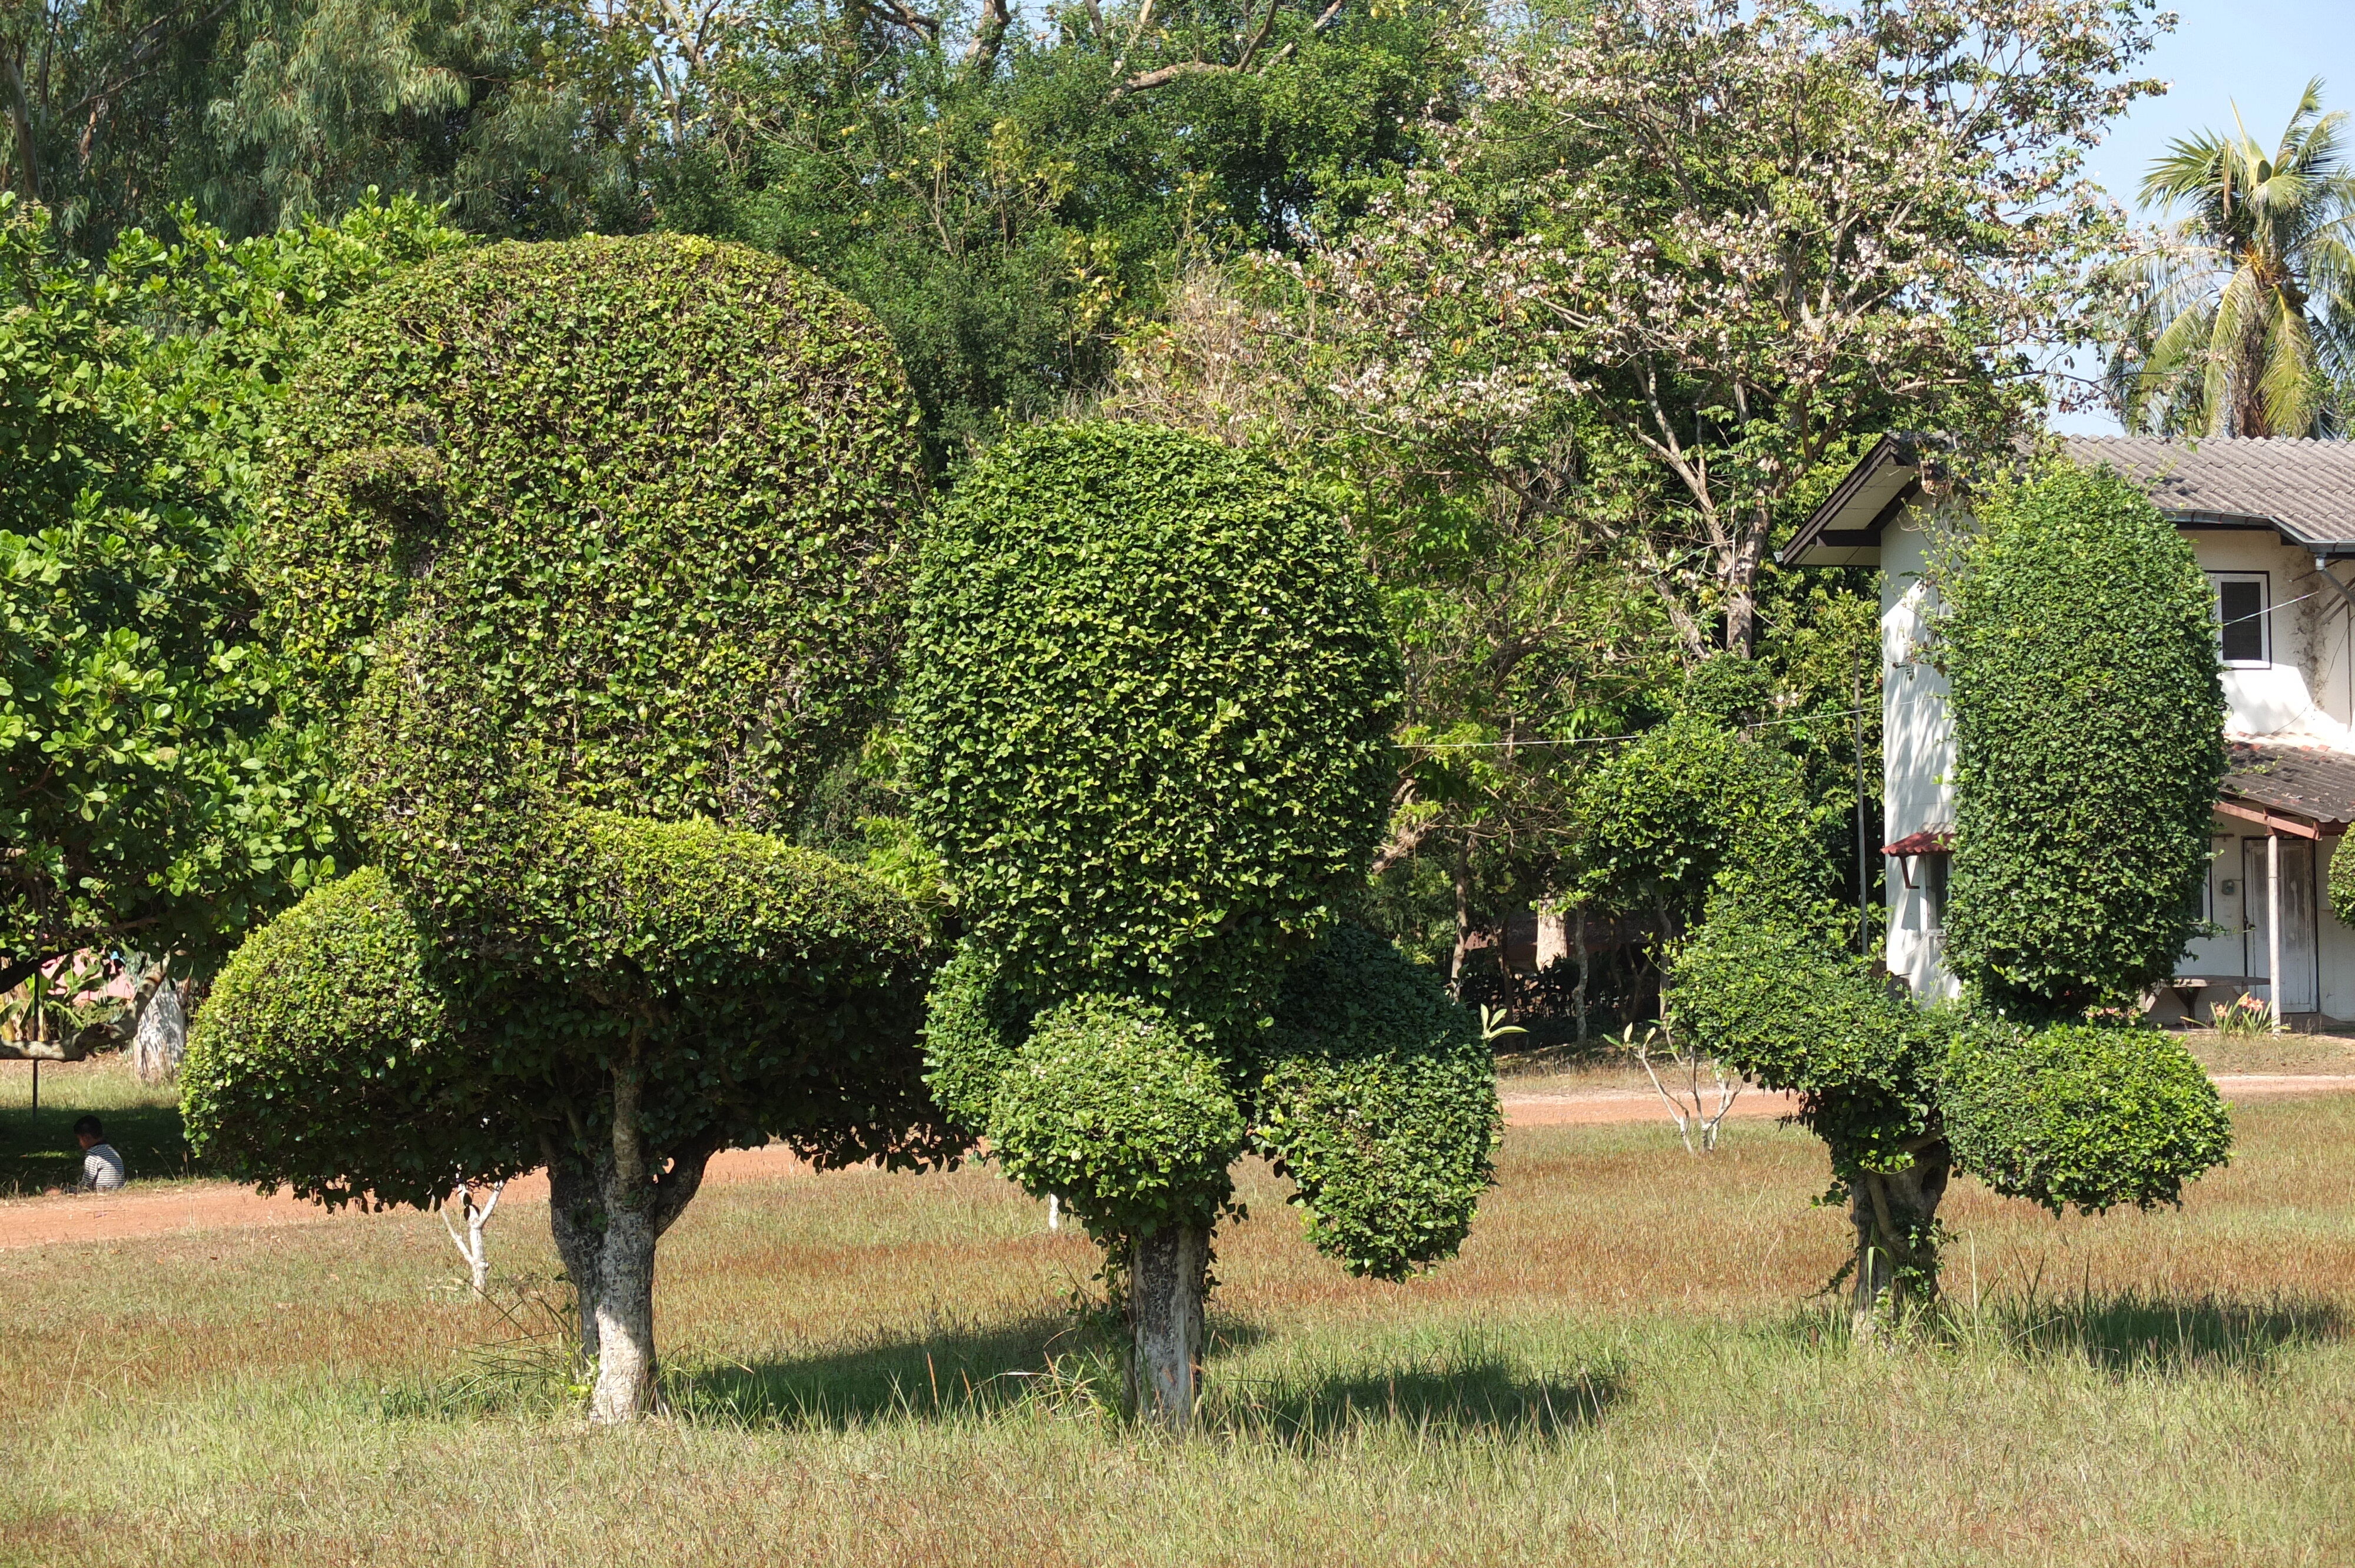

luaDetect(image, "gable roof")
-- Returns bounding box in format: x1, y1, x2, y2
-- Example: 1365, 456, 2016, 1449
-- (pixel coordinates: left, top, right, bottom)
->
1782, 434, 2355, 566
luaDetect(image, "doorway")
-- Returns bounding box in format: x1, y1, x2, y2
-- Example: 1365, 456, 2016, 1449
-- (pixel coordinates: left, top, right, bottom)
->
2243, 835, 2319, 1013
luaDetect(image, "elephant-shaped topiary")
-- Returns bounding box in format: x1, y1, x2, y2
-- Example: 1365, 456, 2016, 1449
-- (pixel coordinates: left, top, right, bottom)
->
904, 421, 1502, 1427
183, 234, 959, 1422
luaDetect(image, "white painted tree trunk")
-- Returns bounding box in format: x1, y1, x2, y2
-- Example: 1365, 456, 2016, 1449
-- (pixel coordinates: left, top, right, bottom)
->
442, 1182, 503, 1295
1130, 1223, 1208, 1430
588, 1050, 661, 1425
130, 982, 186, 1085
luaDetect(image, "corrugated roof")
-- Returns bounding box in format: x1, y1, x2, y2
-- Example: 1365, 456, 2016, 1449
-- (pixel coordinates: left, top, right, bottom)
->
2221, 741, 2355, 830
2060, 436, 2355, 547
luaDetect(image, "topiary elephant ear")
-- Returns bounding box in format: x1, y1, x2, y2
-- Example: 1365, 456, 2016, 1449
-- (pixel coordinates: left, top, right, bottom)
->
1941, 1022, 2232, 1215
1250, 926, 1501, 1280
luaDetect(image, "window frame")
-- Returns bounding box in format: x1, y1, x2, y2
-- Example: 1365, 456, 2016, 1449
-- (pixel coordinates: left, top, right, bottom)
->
2208, 570, 2271, 669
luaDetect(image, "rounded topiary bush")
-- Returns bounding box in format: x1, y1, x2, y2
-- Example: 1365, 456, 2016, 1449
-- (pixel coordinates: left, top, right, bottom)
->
904, 420, 1401, 1034
1251, 926, 1501, 1280
1936, 464, 2226, 1015
253, 231, 924, 838
181, 867, 502, 1211
1942, 1023, 2232, 1215
989, 995, 1246, 1239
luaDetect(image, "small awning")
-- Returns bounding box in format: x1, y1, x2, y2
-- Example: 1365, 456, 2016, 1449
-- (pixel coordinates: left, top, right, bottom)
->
2218, 742, 2355, 839
1882, 827, 1953, 856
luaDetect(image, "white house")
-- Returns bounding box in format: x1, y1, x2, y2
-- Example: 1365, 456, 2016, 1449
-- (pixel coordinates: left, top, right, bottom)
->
1785, 435, 2355, 1026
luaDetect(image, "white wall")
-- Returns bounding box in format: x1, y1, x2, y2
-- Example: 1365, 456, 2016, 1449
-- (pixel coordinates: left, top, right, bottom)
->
2182, 529, 2355, 741
1878, 508, 1959, 1000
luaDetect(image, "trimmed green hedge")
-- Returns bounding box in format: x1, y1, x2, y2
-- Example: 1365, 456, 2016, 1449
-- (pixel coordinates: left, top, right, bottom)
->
1937, 464, 2226, 1014
904, 420, 1401, 1035
184, 821, 955, 1212
1669, 919, 1941, 1182
1943, 1022, 2233, 1214
988, 994, 1247, 1238
1252, 926, 1501, 1280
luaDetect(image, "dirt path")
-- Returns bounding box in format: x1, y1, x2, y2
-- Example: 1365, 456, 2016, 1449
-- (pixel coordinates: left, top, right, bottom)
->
8, 1075, 2353, 1252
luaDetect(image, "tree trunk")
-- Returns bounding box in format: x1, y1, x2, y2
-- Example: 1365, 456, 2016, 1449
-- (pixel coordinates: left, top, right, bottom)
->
130, 981, 187, 1085
1448, 851, 1475, 989
545, 1149, 604, 1374
588, 1049, 660, 1424
1847, 1144, 1951, 1337
1129, 1222, 1208, 1430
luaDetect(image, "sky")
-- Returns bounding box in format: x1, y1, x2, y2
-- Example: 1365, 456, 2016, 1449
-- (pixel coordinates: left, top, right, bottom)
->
2052, 0, 2355, 434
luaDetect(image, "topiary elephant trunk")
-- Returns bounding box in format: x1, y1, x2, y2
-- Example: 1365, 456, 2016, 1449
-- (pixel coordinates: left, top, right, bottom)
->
1845, 1149, 1951, 1335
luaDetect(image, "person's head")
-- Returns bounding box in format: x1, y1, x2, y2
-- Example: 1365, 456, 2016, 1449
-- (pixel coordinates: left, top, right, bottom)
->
73, 1115, 104, 1150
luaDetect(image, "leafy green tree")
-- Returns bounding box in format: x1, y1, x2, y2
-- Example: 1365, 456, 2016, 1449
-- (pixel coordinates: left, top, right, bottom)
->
0, 190, 456, 999
1298, 0, 2165, 657
1673, 463, 2233, 1330
183, 234, 956, 1423
2, 0, 640, 253
1935, 463, 2227, 1018
678, 0, 1472, 459
2109, 78, 2355, 438
905, 421, 1500, 1427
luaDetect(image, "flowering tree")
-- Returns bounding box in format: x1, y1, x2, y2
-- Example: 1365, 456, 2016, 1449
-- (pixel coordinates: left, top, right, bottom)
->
1302, 0, 2168, 656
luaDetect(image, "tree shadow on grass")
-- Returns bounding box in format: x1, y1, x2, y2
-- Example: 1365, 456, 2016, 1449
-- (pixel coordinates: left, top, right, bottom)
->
664, 1314, 1278, 1430
0, 1094, 197, 1196
1989, 1287, 2346, 1375
1208, 1347, 1627, 1450
1762, 1288, 2346, 1376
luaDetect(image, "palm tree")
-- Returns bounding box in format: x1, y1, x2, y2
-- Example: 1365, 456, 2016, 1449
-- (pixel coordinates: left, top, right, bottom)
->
2108, 79, 2355, 438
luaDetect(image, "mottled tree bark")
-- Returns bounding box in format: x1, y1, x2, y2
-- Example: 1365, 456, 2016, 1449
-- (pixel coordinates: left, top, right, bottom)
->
1848, 1143, 1951, 1337
1130, 1223, 1208, 1430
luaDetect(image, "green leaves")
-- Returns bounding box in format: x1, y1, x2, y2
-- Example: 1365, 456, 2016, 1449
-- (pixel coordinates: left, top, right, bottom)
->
1252, 925, 1501, 1281
1943, 1022, 2232, 1215
987, 994, 1246, 1240
904, 420, 1400, 1036
0, 193, 418, 983
1937, 463, 2227, 1015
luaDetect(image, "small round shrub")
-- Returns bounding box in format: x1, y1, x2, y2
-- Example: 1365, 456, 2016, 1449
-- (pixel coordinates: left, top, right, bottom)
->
988, 995, 1247, 1237
904, 420, 1401, 1034
1251, 926, 1501, 1280
1937, 464, 2226, 1014
1942, 1023, 2232, 1214
181, 868, 512, 1210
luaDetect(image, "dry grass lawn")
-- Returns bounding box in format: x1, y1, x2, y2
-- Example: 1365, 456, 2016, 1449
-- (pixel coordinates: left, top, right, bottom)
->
4, 1081, 2353, 1567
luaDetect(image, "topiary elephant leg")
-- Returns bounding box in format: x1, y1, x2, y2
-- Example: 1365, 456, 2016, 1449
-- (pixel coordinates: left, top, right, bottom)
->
1847, 1146, 1951, 1337
588, 1052, 662, 1424
544, 1147, 605, 1376
1130, 1223, 1208, 1430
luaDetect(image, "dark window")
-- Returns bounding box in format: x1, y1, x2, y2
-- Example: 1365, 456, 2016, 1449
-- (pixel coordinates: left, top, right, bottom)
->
1923, 854, 1949, 930
2218, 577, 2267, 664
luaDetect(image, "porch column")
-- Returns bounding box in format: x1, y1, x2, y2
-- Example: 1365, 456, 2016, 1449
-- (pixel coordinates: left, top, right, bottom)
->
2269, 830, 2284, 1034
